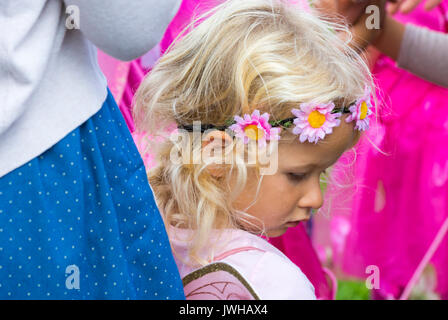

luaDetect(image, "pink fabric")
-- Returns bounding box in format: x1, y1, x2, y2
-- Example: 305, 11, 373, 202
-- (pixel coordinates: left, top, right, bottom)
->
269, 223, 333, 299
96, 51, 131, 119
118, 59, 146, 132
185, 243, 262, 300
317, 1, 448, 299
400, 217, 448, 300
170, 226, 317, 299
117, 0, 220, 131
212, 246, 265, 262
98, 0, 331, 299
184, 268, 258, 300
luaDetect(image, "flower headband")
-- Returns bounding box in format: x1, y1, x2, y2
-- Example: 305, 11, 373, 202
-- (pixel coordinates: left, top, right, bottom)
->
178, 87, 373, 146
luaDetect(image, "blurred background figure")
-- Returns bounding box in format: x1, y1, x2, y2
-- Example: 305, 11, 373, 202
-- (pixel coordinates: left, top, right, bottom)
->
313, 0, 448, 300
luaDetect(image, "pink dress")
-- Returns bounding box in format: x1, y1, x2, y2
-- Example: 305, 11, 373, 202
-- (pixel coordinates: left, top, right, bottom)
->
98, 0, 332, 299
313, 1, 448, 299
169, 226, 316, 300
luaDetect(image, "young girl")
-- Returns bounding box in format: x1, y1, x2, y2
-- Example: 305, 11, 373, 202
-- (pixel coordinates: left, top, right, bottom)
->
134, 0, 375, 299
97, 0, 332, 298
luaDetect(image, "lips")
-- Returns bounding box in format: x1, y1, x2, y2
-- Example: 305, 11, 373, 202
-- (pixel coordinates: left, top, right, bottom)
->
285, 221, 301, 228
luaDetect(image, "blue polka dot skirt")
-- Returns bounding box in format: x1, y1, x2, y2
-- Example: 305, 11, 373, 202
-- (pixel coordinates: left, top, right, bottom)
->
0, 90, 185, 300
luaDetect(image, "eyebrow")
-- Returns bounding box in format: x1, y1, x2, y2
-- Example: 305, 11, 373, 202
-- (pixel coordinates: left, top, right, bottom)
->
287, 163, 317, 171
288, 159, 338, 171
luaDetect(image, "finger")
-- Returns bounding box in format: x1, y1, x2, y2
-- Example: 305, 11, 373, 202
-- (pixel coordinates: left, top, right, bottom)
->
349, 0, 386, 51
424, 0, 442, 11
387, 0, 404, 14
399, 0, 422, 13
387, 3, 399, 14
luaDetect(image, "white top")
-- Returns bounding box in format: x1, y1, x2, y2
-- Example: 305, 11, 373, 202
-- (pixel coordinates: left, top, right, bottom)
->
398, 23, 448, 88
169, 226, 316, 300
0, 0, 181, 178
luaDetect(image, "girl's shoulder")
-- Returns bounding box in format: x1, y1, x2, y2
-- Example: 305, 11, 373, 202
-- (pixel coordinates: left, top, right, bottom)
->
170, 227, 316, 299
214, 230, 316, 300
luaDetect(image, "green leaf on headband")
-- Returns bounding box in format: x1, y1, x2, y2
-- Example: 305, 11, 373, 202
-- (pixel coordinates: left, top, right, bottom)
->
269, 119, 294, 128
282, 120, 293, 128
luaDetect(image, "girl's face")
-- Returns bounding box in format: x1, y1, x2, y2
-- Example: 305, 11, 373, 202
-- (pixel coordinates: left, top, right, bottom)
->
233, 115, 358, 237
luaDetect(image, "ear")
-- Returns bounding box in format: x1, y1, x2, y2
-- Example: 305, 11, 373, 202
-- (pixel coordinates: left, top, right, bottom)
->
201, 130, 234, 177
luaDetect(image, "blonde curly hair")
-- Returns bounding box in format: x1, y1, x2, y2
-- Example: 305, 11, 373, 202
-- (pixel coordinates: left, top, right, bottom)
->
133, 0, 373, 266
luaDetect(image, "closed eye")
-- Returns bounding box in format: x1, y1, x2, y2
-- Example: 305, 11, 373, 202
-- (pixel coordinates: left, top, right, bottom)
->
287, 172, 307, 183
287, 169, 329, 183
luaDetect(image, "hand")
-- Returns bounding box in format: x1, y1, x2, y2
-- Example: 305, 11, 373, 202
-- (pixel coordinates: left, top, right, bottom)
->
349, 0, 388, 52
314, 0, 388, 52
314, 0, 370, 24
387, 0, 443, 14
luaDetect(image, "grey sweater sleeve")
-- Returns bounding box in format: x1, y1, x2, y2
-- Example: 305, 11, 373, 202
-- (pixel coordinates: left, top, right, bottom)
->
63, 0, 181, 61
397, 23, 448, 88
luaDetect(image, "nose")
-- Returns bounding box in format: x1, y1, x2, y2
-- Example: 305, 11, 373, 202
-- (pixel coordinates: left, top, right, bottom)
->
297, 177, 324, 211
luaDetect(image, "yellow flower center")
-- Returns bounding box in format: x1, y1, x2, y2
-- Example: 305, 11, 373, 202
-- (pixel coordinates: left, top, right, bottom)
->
360, 101, 368, 120
244, 125, 264, 141
308, 110, 326, 128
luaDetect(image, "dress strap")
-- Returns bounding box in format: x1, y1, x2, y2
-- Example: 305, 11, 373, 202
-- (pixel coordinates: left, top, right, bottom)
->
212, 246, 266, 262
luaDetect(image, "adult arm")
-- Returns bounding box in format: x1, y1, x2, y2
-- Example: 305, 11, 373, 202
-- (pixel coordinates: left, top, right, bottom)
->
372, 15, 448, 88
63, 0, 181, 61
315, 0, 448, 88
393, 21, 448, 88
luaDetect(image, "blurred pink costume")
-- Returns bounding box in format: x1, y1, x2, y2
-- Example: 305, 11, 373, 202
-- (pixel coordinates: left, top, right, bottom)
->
98, 0, 333, 299
314, 1, 448, 299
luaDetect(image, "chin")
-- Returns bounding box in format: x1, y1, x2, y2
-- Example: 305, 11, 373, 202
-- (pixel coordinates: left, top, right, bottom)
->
266, 227, 288, 238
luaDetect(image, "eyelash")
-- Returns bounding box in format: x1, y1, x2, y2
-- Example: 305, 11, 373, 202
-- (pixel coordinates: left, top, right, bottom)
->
287, 173, 307, 183
287, 169, 329, 183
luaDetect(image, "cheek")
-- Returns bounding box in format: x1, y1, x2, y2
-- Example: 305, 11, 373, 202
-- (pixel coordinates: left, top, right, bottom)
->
258, 176, 300, 213
236, 174, 301, 226
258, 175, 287, 200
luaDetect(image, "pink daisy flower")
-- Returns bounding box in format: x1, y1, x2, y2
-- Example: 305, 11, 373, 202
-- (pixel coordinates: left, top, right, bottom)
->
291, 102, 341, 144
229, 110, 281, 148
345, 87, 373, 131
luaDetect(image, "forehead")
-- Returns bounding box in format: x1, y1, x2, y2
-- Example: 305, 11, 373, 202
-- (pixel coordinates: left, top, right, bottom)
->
278, 115, 356, 169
